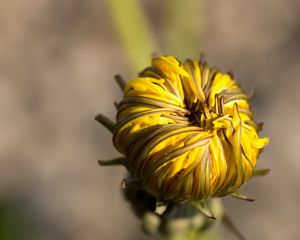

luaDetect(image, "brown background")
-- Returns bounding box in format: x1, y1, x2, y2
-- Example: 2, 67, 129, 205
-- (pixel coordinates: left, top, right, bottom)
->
1, 0, 299, 239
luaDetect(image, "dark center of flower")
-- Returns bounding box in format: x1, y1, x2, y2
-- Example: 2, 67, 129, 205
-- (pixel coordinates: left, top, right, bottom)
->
185, 96, 223, 129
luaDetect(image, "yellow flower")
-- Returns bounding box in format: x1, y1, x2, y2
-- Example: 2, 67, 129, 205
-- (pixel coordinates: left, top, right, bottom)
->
100, 55, 269, 203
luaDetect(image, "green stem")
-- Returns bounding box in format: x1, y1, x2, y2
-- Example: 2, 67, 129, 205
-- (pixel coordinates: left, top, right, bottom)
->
105, 0, 158, 73
163, 0, 205, 59
164, 199, 223, 240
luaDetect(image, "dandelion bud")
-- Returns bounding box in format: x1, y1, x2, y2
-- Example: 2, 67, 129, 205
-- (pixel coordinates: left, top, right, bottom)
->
110, 56, 268, 202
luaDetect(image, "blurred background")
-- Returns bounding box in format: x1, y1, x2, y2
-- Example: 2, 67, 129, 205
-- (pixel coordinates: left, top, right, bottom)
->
1, 0, 300, 239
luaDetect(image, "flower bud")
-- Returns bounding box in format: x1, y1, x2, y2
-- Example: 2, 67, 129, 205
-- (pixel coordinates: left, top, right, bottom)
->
111, 56, 269, 202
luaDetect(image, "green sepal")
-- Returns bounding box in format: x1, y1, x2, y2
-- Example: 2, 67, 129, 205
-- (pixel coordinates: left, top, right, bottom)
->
155, 200, 168, 215
98, 157, 124, 166
191, 200, 216, 219
253, 168, 270, 177
231, 192, 255, 202
122, 178, 143, 190
95, 114, 115, 133
248, 86, 255, 101
114, 74, 126, 91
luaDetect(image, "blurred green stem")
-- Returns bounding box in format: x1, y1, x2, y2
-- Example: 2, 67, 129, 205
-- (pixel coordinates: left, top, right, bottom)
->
106, 0, 158, 73
164, 199, 223, 240
166, 225, 220, 240
163, 0, 205, 59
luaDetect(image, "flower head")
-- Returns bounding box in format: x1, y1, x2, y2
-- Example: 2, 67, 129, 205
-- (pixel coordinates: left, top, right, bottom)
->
100, 55, 269, 203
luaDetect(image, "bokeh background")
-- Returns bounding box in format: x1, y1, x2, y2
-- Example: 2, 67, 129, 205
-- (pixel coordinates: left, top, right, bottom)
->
1, 0, 300, 239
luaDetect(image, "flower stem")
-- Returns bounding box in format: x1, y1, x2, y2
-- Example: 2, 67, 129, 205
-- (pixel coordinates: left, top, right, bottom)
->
163, 0, 205, 59
163, 199, 223, 240
105, 0, 158, 73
